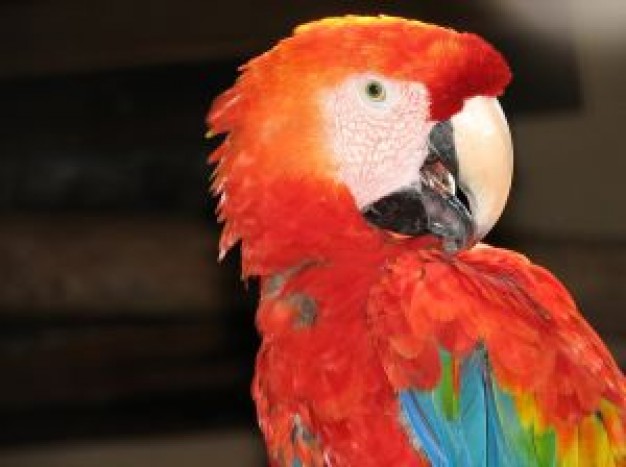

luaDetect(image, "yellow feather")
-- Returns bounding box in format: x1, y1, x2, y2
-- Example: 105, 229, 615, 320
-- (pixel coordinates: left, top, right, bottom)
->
561, 425, 579, 467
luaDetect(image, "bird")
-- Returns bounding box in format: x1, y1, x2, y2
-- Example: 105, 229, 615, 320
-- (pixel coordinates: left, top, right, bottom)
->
207, 15, 626, 466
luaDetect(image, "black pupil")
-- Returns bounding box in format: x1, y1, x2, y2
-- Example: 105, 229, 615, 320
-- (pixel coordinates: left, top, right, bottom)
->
367, 82, 383, 98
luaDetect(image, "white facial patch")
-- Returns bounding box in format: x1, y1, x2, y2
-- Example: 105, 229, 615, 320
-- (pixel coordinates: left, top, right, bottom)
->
322, 74, 432, 208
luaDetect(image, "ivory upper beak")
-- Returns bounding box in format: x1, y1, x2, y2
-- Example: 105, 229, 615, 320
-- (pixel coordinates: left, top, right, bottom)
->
451, 96, 514, 242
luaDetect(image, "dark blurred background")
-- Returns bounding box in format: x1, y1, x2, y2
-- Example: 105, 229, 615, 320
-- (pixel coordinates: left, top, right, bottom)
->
0, 1, 624, 465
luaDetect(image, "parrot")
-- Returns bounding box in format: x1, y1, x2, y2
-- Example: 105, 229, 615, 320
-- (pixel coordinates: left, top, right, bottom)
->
207, 15, 626, 467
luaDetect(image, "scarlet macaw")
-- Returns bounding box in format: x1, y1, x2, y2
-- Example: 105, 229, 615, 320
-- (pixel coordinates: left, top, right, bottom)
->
207, 16, 626, 466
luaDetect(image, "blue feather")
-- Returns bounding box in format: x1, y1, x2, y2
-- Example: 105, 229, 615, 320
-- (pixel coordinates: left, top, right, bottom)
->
398, 348, 533, 467
399, 391, 450, 466
459, 350, 487, 465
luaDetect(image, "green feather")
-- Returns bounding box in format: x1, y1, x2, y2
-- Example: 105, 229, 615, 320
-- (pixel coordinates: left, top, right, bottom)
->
437, 351, 459, 420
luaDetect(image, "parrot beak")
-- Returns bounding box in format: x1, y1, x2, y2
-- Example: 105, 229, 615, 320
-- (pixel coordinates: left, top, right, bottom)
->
362, 97, 513, 252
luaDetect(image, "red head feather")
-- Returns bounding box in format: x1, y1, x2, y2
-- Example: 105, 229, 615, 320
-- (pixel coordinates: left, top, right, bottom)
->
207, 16, 511, 275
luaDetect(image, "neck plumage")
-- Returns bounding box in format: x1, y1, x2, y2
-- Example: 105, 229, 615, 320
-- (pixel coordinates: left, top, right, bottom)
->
218, 177, 440, 281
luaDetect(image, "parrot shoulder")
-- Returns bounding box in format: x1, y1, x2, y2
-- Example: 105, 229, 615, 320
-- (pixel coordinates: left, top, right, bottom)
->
367, 244, 626, 466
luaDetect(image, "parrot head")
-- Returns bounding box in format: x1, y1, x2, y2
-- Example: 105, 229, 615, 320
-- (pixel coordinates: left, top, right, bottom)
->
208, 16, 513, 269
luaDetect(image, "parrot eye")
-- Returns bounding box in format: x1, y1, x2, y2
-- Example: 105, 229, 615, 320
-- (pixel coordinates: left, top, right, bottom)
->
364, 80, 386, 102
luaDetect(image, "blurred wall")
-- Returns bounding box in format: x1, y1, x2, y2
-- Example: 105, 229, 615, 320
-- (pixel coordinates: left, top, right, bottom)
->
501, 0, 626, 238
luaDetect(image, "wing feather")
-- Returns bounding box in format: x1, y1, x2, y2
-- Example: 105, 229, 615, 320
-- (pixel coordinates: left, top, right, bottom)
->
368, 245, 626, 466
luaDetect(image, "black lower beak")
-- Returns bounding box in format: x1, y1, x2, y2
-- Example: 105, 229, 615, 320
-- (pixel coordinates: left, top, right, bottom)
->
361, 184, 473, 251
361, 120, 474, 252
361, 188, 428, 237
